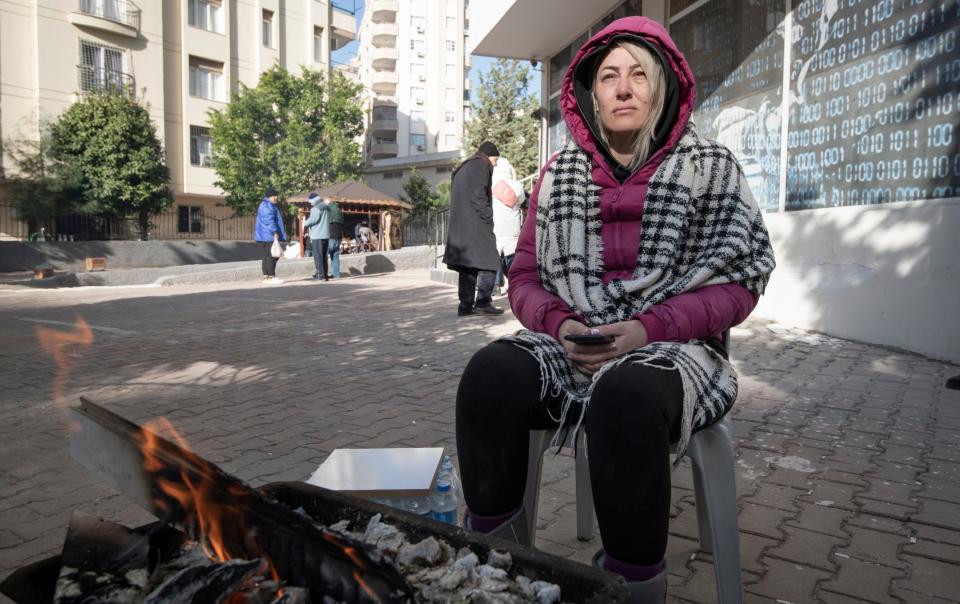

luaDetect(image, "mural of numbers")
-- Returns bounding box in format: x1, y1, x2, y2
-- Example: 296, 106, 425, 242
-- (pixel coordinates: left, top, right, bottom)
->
671, 0, 786, 213
787, 0, 960, 210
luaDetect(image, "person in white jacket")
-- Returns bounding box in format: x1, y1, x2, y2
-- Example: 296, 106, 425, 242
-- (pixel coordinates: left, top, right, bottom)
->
490, 157, 524, 295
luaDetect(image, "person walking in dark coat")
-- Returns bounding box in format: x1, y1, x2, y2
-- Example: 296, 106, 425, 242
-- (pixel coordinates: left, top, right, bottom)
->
443, 141, 505, 317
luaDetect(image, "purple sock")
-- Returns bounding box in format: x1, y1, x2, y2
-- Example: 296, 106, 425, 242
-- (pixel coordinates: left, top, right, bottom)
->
602, 551, 666, 582
467, 508, 519, 533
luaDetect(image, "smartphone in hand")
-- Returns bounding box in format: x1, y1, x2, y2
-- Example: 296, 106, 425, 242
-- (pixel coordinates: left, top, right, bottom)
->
564, 333, 615, 345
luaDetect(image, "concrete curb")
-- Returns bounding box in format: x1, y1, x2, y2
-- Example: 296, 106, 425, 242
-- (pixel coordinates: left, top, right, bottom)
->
5, 245, 444, 288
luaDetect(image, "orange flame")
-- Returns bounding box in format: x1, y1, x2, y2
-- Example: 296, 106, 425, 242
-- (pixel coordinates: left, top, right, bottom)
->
35, 315, 94, 410
137, 416, 287, 601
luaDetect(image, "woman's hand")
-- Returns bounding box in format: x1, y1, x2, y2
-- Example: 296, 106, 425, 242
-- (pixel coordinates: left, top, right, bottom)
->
558, 318, 649, 375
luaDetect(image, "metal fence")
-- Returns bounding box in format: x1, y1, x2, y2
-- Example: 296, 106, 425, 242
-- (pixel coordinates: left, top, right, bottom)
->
0, 204, 30, 240
402, 209, 449, 247
0, 204, 257, 242
152, 209, 257, 241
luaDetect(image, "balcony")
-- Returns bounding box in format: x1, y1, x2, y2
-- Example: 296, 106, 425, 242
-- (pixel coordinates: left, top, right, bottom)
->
371, 22, 398, 47
331, 6, 357, 49
371, 142, 398, 159
71, 0, 140, 37
77, 65, 135, 98
371, 117, 399, 132
370, 0, 398, 23
371, 70, 398, 95
371, 46, 398, 70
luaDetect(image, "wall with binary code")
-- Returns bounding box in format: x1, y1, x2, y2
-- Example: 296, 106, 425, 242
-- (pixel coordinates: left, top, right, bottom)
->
670, 0, 785, 213
787, 0, 960, 210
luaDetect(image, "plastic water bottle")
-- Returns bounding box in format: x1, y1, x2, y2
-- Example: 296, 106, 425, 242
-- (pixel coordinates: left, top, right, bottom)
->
436, 455, 463, 524
430, 479, 458, 524
403, 495, 433, 517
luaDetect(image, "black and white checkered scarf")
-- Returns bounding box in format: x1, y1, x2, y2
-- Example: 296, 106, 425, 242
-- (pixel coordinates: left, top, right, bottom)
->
499, 125, 775, 463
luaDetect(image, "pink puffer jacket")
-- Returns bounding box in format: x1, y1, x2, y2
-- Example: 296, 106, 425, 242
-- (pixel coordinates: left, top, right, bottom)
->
507, 17, 758, 342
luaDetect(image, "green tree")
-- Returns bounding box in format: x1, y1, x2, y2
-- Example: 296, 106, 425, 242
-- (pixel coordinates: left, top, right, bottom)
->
464, 59, 541, 180
3, 128, 83, 235
48, 94, 172, 239
208, 66, 364, 215
399, 169, 441, 216
434, 180, 451, 211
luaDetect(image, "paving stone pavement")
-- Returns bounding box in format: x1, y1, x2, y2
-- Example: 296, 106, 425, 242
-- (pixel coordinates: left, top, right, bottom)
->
0, 270, 958, 603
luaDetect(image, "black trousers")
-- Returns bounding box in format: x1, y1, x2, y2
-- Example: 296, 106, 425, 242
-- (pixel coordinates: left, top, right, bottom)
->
457, 267, 497, 310
456, 342, 683, 564
311, 239, 329, 279
260, 242, 278, 276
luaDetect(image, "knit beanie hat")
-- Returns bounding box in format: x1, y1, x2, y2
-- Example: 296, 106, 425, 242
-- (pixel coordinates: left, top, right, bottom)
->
477, 141, 500, 157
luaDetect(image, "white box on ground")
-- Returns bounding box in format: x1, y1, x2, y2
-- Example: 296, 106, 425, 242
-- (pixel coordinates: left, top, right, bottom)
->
307, 447, 444, 498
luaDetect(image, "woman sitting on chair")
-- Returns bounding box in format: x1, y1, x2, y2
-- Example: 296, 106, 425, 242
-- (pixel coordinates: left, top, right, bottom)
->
455, 16, 775, 602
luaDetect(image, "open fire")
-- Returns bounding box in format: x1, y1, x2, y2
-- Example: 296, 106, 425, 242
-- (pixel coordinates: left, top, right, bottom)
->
0, 400, 627, 603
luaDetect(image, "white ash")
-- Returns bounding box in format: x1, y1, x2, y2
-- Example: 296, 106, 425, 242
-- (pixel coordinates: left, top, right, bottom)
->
328, 513, 562, 604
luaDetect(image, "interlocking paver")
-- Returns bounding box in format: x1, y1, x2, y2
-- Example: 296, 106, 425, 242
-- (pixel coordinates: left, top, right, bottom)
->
0, 270, 957, 603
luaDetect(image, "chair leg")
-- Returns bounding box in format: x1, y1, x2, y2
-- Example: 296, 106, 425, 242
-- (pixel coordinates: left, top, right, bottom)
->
522, 430, 550, 546
575, 434, 595, 540
688, 421, 742, 604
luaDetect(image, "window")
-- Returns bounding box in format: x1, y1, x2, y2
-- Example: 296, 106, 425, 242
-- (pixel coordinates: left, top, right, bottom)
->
411, 16, 425, 33
188, 56, 225, 101
436, 166, 452, 174
313, 26, 323, 62
445, 40, 456, 51
410, 133, 426, 151
411, 86, 425, 104
190, 126, 213, 166
411, 62, 426, 82
262, 9, 273, 48
445, 134, 457, 147
445, 111, 455, 123
178, 206, 203, 233
373, 106, 397, 120
445, 87, 457, 110
383, 170, 405, 179
188, 0, 223, 33
410, 39, 425, 55
445, 63, 458, 86
79, 40, 124, 93
410, 110, 425, 122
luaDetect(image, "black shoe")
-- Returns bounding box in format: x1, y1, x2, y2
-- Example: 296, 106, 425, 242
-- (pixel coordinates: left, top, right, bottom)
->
474, 304, 505, 316
457, 306, 476, 317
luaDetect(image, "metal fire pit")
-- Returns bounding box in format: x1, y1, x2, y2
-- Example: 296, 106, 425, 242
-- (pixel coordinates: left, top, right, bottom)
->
0, 483, 629, 604
261, 481, 629, 603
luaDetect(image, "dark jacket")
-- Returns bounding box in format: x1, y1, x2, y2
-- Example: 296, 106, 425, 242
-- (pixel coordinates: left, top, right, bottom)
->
328, 202, 344, 239
443, 153, 500, 271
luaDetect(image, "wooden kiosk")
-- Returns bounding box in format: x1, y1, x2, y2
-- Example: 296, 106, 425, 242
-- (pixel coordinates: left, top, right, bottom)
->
288, 180, 412, 256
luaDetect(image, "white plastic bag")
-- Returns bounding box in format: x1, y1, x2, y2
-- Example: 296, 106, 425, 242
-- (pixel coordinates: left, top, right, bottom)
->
282, 241, 301, 259
270, 239, 283, 258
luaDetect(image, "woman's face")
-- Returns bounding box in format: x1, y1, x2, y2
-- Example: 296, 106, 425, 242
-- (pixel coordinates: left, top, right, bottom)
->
594, 46, 652, 138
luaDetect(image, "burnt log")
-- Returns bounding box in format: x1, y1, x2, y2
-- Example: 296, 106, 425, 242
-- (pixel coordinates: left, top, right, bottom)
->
68, 398, 413, 603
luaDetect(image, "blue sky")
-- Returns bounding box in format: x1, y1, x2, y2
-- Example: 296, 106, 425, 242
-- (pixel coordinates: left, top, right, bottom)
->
332, 2, 541, 105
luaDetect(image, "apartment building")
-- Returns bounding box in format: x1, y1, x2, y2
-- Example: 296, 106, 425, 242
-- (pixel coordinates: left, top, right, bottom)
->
353, 0, 470, 199
0, 0, 356, 236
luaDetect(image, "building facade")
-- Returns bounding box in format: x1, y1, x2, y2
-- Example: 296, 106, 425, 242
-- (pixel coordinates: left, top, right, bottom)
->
469, 0, 960, 362
353, 0, 469, 199
0, 0, 356, 238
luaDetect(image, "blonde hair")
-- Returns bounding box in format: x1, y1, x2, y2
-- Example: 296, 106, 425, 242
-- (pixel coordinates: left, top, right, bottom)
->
592, 41, 666, 172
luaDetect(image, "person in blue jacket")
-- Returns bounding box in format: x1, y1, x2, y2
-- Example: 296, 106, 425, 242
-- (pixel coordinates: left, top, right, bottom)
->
254, 186, 287, 283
